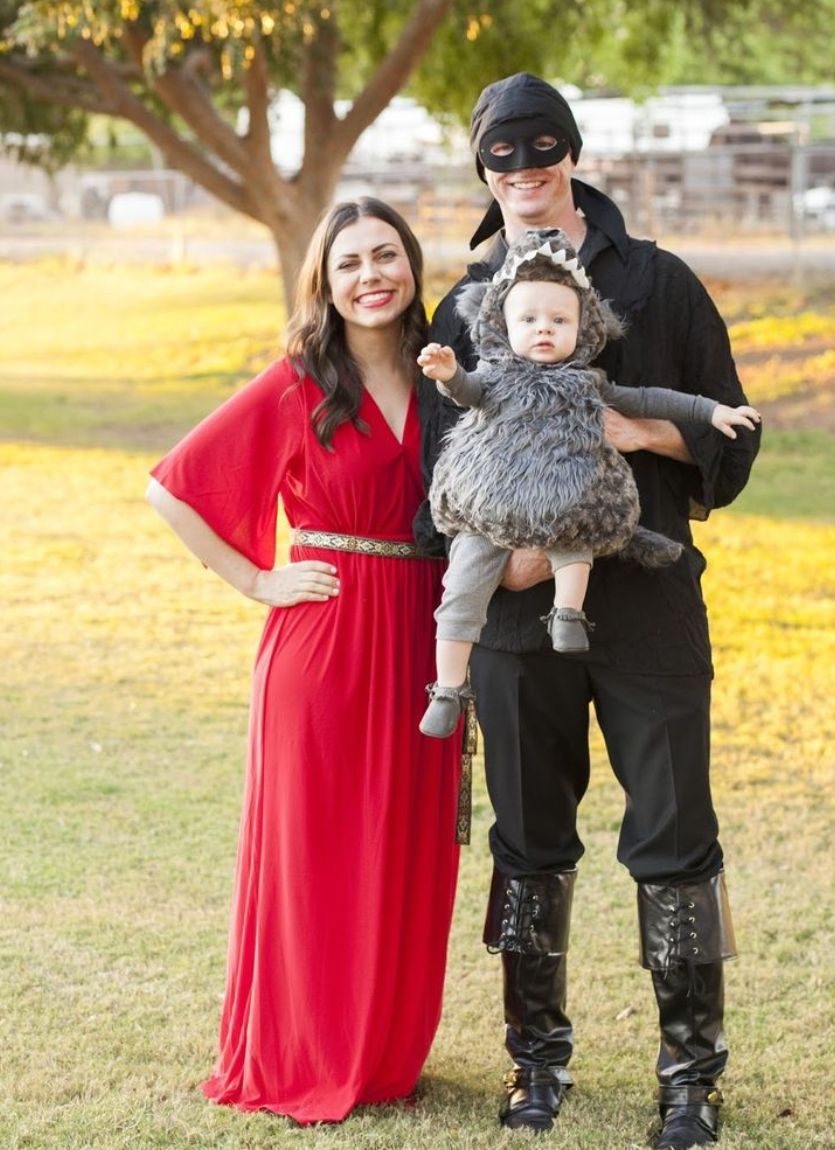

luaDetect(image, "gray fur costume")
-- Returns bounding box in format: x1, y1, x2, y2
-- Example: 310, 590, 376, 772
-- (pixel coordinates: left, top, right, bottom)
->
429, 229, 717, 565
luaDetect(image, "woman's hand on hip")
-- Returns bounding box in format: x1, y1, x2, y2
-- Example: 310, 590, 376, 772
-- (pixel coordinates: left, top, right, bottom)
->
251, 561, 340, 607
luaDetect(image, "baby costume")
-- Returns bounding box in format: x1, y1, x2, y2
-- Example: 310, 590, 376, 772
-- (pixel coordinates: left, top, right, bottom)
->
427, 228, 720, 658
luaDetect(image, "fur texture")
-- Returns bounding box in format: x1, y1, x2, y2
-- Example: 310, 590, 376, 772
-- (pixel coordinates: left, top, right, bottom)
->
429, 228, 683, 565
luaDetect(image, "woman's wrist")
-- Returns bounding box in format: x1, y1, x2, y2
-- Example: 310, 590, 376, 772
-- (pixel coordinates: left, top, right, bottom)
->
244, 566, 268, 602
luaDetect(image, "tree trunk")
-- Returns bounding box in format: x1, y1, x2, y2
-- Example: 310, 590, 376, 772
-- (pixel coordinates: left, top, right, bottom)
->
257, 154, 344, 314
269, 210, 322, 318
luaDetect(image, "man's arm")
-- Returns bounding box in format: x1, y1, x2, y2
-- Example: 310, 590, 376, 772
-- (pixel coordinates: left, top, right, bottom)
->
598, 377, 716, 464
658, 257, 761, 511
502, 408, 703, 591
502, 548, 554, 591
603, 409, 695, 463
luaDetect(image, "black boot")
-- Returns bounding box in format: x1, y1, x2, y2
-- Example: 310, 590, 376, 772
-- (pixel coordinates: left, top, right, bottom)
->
483, 868, 576, 1131
637, 872, 737, 1149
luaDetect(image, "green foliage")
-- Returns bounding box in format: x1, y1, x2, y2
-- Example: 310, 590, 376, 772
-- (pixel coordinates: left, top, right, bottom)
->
2, 0, 833, 167
409, 0, 691, 118
0, 82, 90, 169
409, 0, 574, 123
0, 0, 91, 168
3, 1, 308, 83
408, 0, 835, 112
659, 0, 835, 87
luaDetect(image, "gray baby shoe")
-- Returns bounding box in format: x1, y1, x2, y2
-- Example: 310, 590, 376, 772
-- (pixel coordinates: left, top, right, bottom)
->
419, 682, 475, 739
542, 607, 594, 653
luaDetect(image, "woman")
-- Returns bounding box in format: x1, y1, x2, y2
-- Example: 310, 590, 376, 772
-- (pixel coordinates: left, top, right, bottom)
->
147, 198, 461, 1124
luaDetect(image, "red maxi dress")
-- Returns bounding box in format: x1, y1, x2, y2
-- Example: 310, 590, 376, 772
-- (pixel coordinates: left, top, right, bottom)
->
151, 359, 461, 1124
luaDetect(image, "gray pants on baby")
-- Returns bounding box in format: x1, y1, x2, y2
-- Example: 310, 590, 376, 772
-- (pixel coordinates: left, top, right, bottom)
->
435, 532, 593, 643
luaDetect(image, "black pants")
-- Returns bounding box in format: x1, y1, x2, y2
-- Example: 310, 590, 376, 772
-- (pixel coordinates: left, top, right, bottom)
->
469, 646, 723, 884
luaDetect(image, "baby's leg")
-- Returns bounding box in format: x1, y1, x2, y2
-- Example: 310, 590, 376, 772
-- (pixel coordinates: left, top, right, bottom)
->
543, 548, 594, 654
421, 534, 509, 738
436, 639, 472, 689
435, 533, 511, 675
550, 549, 593, 610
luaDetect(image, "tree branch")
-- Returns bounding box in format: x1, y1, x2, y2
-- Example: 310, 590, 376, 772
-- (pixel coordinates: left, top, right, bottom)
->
302, 15, 338, 162
120, 25, 252, 176
333, 0, 455, 159
242, 38, 274, 172
0, 57, 118, 116
70, 39, 259, 220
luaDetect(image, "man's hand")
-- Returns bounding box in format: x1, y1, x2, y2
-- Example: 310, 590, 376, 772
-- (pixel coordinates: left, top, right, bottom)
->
603, 409, 694, 464
501, 549, 553, 591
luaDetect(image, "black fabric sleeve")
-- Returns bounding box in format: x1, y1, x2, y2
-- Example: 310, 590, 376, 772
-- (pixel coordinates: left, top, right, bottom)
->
662, 258, 761, 515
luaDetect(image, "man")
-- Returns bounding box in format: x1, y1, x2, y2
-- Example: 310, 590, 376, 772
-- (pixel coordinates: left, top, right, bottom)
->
416, 73, 759, 1149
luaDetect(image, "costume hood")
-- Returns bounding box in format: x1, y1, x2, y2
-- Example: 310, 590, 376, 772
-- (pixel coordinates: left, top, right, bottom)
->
456, 228, 623, 367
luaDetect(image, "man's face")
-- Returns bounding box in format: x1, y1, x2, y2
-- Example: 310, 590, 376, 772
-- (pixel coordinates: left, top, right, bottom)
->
485, 150, 576, 238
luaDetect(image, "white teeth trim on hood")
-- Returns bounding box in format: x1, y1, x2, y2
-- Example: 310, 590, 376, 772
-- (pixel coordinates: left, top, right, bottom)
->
492, 241, 590, 291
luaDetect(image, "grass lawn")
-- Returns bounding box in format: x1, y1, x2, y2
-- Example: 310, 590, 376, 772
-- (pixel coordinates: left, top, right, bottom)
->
0, 261, 833, 1150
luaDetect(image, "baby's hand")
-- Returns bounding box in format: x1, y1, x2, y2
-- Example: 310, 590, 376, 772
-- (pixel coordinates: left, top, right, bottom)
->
711, 403, 761, 439
418, 343, 458, 383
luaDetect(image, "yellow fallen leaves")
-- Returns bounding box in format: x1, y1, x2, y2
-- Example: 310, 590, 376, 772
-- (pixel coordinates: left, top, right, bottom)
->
738, 349, 835, 405
695, 513, 835, 800
726, 297, 835, 407
729, 311, 835, 352
0, 260, 283, 397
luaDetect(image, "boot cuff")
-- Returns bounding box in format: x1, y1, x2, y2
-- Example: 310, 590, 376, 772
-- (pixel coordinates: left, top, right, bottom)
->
484, 869, 576, 954
637, 871, 737, 970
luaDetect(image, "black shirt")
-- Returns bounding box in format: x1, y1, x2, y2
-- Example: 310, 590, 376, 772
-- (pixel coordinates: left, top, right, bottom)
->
417, 181, 760, 674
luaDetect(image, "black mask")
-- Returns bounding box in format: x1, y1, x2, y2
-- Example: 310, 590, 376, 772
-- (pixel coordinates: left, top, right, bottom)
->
478, 116, 570, 174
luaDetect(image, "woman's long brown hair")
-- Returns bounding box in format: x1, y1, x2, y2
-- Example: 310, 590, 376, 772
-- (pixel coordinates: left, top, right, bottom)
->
285, 197, 427, 449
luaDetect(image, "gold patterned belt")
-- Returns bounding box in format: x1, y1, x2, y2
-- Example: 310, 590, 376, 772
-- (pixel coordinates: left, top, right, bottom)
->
292, 528, 437, 560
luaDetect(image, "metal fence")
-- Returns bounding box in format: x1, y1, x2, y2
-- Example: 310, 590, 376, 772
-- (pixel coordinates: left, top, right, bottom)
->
577, 143, 835, 237
1, 142, 834, 261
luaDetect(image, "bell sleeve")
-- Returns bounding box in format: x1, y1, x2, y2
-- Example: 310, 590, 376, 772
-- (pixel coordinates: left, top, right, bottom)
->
150, 358, 304, 571
665, 263, 761, 517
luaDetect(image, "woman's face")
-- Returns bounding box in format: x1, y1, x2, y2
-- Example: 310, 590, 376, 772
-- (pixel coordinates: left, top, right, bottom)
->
326, 216, 416, 335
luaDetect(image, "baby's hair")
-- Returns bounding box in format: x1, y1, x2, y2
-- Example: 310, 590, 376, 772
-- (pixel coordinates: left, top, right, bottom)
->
499, 255, 624, 355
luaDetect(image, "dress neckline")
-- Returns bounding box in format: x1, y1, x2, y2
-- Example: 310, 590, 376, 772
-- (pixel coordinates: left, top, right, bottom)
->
362, 385, 417, 448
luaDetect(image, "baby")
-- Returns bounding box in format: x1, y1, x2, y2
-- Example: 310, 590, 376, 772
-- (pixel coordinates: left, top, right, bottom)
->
419, 228, 760, 738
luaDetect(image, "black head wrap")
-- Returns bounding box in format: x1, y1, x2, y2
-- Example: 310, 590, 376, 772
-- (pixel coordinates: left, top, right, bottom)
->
471, 73, 583, 179
469, 73, 583, 249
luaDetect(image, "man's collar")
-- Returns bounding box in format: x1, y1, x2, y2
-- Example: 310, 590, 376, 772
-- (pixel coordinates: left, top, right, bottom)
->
468, 178, 629, 262
466, 232, 507, 281
571, 179, 629, 260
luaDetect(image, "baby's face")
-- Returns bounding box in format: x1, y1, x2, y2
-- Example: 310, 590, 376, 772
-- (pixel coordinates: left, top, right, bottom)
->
503, 280, 580, 364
